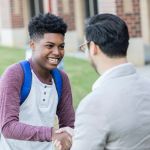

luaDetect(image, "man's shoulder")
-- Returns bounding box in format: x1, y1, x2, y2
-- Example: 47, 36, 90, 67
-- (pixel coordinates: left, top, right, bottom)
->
59, 69, 68, 78
3, 62, 21, 73
59, 69, 71, 85
139, 75, 150, 84
1, 62, 23, 82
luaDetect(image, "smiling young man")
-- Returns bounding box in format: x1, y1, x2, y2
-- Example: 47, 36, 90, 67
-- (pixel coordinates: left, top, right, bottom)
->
0, 13, 75, 150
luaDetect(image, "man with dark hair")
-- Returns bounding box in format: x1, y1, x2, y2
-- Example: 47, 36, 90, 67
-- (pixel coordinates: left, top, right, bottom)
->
0, 13, 75, 150
55, 13, 150, 150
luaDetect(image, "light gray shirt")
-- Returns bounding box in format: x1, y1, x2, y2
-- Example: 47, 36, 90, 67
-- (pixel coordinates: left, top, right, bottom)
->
71, 63, 150, 150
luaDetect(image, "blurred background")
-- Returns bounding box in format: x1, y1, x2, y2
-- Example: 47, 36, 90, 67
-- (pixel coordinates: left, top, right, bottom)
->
0, 0, 150, 108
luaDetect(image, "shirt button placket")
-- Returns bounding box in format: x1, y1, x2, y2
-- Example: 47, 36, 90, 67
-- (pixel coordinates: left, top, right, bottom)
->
42, 85, 47, 104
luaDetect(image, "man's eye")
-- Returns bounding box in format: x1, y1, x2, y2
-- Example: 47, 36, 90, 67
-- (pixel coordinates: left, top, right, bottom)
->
46, 45, 54, 49
59, 45, 65, 49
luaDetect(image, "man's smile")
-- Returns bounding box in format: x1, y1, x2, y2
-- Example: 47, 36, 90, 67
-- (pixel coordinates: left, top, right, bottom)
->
48, 57, 60, 64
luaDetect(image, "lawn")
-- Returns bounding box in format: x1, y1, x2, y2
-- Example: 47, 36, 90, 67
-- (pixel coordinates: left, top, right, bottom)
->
0, 46, 98, 108
64, 57, 98, 108
0, 46, 25, 74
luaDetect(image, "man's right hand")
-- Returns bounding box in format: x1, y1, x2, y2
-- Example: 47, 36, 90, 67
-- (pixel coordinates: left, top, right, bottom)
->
52, 128, 72, 150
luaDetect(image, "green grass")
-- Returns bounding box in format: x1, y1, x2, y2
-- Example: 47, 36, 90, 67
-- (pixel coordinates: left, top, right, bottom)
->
64, 57, 98, 108
0, 46, 25, 74
0, 46, 98, 108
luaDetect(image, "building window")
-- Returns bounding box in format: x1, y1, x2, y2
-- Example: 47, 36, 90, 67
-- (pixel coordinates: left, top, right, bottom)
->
29, 0, 43, 17
85, 0, 98, 18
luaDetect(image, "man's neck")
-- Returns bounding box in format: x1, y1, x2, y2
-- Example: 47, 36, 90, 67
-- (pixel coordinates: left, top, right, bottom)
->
97, 57, 128, 75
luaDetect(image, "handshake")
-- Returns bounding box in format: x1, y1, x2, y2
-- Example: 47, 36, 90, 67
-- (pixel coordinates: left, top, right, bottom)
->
52, 127, 74, 150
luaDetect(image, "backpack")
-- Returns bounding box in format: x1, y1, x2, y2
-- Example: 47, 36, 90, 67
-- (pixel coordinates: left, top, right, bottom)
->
19, 60, 63, 105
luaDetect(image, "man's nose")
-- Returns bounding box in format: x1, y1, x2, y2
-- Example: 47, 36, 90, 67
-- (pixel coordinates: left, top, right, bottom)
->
53, 46, 60, 55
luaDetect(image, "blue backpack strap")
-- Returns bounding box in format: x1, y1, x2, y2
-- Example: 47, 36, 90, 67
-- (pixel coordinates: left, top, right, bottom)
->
19, 60, 32, 105
19, 61, 62, 105
51, 68, 63, 103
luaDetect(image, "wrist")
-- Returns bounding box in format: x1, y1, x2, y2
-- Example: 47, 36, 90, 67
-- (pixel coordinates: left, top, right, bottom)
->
51, 128, 56, 141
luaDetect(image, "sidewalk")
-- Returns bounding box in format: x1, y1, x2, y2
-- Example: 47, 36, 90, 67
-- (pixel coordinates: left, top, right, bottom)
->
66, 51, 150, 79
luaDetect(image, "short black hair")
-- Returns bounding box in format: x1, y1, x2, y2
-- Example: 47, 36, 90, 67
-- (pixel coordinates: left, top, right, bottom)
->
85, 13, 129, 57
28, 13, 67, 40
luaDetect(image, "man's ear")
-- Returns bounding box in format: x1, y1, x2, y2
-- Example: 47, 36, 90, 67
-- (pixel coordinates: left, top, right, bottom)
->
29, 40, 35, 51
90, 41, 98, 55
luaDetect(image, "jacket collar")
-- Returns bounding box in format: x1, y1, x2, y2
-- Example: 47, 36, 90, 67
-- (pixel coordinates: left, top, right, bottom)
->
92, 63, 136, 91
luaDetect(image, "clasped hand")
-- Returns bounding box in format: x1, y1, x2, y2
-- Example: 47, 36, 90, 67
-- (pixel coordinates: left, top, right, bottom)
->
52, 127, 74, 150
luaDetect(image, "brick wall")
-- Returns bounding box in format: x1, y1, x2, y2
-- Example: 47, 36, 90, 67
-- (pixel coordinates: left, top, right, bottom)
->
57, 0, 75, 31
116, 0, 141, 38
10, 0, 24, 28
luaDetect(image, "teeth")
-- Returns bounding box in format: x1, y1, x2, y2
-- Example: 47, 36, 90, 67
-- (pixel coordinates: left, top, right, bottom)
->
48, 58, 59, 63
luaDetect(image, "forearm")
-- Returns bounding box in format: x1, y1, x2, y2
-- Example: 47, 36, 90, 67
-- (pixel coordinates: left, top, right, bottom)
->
2, 121, 52, 141
0, 76, 52, 142
0, 93, 53, 142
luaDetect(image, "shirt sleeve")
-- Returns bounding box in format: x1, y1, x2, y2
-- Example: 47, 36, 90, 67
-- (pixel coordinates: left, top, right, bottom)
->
71, 94, 109, 150
0, 63, 52, 142
56, 70, 75, 128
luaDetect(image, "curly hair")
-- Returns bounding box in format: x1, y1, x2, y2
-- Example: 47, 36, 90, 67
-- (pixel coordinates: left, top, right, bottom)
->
28, 13, 67, 40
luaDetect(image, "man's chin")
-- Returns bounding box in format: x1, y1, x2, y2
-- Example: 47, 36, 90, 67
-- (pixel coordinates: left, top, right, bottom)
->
47, 64, 58, 70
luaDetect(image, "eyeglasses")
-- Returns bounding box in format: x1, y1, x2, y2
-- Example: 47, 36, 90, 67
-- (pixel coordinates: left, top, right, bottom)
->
79, 41, 90, 53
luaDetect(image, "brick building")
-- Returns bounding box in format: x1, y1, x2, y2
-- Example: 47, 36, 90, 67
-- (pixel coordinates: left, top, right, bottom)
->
0, 0, 149, 65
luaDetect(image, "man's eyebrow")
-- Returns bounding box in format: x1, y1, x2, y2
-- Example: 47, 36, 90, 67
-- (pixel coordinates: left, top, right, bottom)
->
45, 42, 65, 45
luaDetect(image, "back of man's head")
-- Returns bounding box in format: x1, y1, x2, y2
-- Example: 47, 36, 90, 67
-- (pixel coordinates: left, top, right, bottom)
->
85, 13, 129, 58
